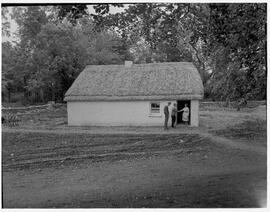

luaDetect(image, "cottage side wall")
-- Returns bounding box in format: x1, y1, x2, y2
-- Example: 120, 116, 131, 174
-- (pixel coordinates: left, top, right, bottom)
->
190, 100, 199, 126
67, 101, 175, 126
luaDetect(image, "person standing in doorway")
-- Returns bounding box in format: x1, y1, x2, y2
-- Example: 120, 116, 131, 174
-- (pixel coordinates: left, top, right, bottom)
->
171, 103, 177, 128
164, 102, 171, 130
179, 104, 189, 125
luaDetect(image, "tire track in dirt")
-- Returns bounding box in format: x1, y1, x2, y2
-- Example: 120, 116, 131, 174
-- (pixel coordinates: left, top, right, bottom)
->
2, 148, 186, 171
2, 132, 203, 171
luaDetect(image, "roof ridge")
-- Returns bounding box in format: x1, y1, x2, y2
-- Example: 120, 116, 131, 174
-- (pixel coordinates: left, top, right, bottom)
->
85, 61, 193, 68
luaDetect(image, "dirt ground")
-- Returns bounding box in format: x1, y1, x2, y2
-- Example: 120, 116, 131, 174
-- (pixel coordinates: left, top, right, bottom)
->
1, 103, 267, 208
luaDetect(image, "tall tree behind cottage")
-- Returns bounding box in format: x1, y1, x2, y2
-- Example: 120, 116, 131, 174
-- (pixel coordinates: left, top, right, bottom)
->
205, 3, 267, 101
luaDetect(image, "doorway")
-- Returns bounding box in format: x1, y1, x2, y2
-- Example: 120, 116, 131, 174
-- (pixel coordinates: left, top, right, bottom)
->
177, 100, 191, 125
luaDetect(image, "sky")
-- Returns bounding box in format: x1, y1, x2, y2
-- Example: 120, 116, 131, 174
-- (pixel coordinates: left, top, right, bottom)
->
2, 4, 127, 43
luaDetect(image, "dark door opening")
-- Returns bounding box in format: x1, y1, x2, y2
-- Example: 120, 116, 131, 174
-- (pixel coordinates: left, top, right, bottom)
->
177, 100, 191, 125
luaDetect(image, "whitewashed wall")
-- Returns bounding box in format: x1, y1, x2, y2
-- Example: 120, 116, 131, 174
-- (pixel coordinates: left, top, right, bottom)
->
67, 100, 199, 126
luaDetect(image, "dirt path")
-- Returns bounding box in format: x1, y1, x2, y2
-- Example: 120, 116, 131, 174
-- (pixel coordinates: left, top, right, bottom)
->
2, 152, 266, 208
2, 130, 267, 208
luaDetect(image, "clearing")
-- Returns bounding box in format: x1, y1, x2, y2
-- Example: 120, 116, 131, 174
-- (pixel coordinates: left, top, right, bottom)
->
1, 102, 267, 208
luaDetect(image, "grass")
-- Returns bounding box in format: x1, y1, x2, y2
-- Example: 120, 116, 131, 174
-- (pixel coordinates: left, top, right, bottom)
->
214, 119, 267, 146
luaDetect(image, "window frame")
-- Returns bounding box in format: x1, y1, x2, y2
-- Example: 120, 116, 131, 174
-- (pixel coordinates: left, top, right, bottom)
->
149, 102, 162, 117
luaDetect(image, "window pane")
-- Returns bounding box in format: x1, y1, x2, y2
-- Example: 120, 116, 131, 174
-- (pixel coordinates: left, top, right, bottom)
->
150, 102, 160, 113
151, 103, 160, 108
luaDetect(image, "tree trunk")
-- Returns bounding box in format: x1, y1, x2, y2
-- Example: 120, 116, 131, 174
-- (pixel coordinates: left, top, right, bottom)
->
51, 87, 55, 102
8, 89, 11, 102
225, 97, 231, 108
40, 88, 45, 103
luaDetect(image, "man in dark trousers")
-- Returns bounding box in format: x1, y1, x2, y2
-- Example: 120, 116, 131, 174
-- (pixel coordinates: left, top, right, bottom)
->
164, 102, 171, 130
171, 103, 177, 128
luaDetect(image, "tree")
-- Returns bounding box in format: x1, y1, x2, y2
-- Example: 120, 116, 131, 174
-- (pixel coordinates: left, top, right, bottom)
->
90, 3, 124, 30
100, 3, 202, 63
29, 17, 124, 102
30, 20, 87, 101
56, 4, 88, 24
5, 6, 126, 103
11, 6, 48, 49
1, 7, 10, 37
2, 42, 15, 101
8, 6, 49, 101
206, 3, 267, 101
174, 4, 212, 83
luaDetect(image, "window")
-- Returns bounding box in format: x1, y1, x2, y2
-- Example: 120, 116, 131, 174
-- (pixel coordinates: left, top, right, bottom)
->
150, 102, 160, 114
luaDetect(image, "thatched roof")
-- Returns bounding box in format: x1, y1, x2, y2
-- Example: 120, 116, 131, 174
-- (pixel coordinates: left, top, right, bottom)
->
64, 62, 204, 101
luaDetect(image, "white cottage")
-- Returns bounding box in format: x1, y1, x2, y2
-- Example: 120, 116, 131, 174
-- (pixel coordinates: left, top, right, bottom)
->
64, 62, 204, 126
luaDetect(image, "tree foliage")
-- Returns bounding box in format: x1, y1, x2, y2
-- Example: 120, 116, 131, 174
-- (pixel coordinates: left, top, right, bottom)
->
56, 4, 88, 24
1, 3, 267, 104
3, 6, 124, 103
206, 3, 267, 101
1, 7, 10, 37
